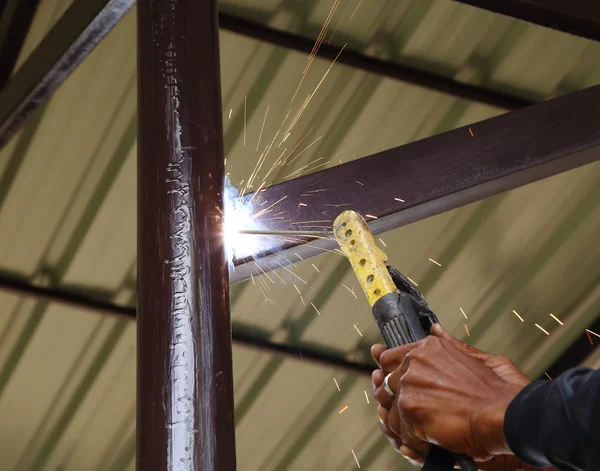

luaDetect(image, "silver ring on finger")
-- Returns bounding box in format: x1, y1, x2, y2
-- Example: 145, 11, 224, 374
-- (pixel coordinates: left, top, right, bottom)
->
383, 373, 395, 399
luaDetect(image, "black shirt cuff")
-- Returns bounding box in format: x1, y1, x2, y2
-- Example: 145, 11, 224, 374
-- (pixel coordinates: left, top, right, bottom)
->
503, 380, 552, 468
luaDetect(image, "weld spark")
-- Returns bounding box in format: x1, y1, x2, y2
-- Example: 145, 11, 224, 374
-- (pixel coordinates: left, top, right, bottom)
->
293, 284, 306, 306
406, 276, 419, 287
512, 310, 524, 322
311, 302, 322, 316
274, 261, 307, 284
253, 259, 275, 284
350, 0, 363, 20
343, 284, 358, 299
586, 328, 600, 338
252, 195, 287, 219
284, 135, 322, 167
351, 449, 361, 468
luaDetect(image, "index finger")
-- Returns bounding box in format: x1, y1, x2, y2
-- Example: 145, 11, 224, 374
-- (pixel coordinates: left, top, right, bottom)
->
430, 324, 490, 362
371, 344, 387, 367
379, 341, 422, 374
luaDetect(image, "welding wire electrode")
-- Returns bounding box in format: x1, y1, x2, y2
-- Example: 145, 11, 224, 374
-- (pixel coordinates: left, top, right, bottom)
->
236, 229, 334, 237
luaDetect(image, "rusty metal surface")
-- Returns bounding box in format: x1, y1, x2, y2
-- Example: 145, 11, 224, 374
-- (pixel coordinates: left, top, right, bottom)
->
231, 85, 600, 284
137, 0, 236, 470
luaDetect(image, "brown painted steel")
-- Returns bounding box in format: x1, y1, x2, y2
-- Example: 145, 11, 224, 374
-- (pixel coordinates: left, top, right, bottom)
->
231, 85, 600, 284
137, 0, 236, 470
451, 0, 600, 41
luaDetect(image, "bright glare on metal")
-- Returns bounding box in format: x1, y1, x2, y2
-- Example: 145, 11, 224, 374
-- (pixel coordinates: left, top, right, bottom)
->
223, 177, 265, 261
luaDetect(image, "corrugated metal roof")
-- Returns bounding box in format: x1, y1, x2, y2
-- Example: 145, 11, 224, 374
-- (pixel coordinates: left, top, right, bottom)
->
0, 0, 598, 470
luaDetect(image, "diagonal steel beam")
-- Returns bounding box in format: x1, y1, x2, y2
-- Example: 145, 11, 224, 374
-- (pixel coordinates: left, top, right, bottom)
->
0, 0, 134, 148
231, 85, 600, 284
451, 0, 600, 42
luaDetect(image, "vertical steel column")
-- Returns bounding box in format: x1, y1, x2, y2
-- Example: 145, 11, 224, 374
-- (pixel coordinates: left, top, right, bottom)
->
137, 0, 236, 470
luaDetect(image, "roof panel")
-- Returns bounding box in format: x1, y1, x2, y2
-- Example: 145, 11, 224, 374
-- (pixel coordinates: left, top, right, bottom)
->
0, 1, 598, 470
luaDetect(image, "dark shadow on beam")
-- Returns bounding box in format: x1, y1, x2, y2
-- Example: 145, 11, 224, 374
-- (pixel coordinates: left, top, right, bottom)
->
451, 0, 600, 42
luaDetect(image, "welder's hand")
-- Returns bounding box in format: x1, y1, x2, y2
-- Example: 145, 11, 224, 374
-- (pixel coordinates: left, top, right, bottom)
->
371, 326, 526, 461
372, 325, 530, 392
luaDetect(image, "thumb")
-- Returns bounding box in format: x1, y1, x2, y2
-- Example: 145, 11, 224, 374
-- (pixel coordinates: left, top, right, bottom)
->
430, 324, 489, 361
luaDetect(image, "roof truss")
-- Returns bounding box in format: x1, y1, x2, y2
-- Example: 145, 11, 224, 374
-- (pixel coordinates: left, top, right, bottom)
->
451, 0, 600, 41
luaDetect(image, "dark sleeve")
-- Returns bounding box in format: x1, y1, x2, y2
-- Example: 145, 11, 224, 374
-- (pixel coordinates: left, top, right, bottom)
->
503, 367, 600, 471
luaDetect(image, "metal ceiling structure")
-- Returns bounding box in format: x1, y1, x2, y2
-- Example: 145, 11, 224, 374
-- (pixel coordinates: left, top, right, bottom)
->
0, 0, 598, 470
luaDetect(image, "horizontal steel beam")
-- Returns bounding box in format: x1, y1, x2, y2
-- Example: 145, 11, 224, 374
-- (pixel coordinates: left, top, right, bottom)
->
0, 272, 594, 378
218, 13, 533, 110
0, 3, 534, 151
452, 0, 600, 42
231, 85, 600, 284
0, 272, 374, 376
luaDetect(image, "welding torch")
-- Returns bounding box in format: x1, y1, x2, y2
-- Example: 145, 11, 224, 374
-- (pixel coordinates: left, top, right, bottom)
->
331, 211, 476, 471
239, 212, 477, 471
